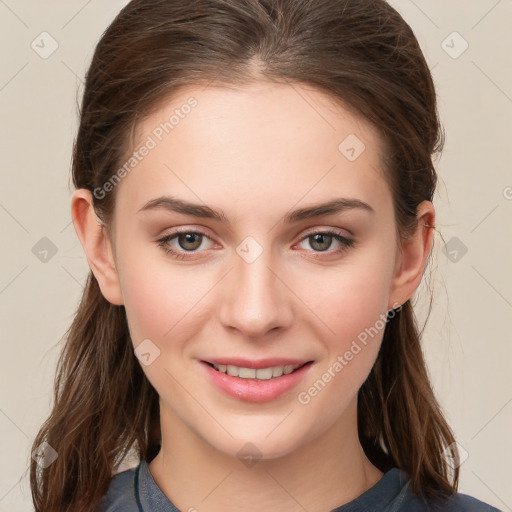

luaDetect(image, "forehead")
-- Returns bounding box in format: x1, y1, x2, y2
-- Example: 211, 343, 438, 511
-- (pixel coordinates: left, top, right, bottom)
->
113, 81, 391, 223
132, 80, 382, 155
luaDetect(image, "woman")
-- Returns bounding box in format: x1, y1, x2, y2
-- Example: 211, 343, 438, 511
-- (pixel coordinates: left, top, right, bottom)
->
30, 0, 501, 510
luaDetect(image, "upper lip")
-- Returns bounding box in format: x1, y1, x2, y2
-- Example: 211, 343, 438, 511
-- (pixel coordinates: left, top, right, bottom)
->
202, 358, 312, 369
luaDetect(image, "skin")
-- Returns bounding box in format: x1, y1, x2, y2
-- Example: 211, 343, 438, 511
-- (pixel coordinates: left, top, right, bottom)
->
71, 81, 435, 512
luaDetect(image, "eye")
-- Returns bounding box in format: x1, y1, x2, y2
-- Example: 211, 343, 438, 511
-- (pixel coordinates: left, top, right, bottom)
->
156, 228, 215, 260
296, 230, 355, 256
156, 228, 356, 260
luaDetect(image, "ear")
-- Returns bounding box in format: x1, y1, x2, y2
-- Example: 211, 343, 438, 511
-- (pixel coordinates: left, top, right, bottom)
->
388, 200, 435, 310
71, 189, 124, 305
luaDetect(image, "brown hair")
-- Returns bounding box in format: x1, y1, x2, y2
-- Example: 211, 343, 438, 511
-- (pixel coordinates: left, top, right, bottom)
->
30, 0, 458, 510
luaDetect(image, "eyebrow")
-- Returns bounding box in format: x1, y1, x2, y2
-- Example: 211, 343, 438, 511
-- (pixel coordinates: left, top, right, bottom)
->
137, 195, 375, 224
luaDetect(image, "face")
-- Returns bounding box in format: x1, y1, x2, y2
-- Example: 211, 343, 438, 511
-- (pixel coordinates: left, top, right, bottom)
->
106, 81, 403, 460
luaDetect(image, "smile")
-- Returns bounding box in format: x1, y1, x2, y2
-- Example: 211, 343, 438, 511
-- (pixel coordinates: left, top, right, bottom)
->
209, 363, 304, 380
200, 360, 314, 402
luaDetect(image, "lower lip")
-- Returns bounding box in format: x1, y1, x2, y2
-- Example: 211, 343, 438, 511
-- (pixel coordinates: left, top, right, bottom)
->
200, 361, 313, 403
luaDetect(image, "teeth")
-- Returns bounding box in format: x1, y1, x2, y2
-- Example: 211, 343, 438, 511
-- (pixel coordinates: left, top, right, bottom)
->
284, 365, 295, 375
212, 363, 302, 380
239, 367, 256, 379
254, 367, 273, 380
226, 365, 238, 377
272, 366, 283, 377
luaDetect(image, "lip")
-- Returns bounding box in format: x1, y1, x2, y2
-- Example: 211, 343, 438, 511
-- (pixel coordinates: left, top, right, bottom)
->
200, 359, 314, 403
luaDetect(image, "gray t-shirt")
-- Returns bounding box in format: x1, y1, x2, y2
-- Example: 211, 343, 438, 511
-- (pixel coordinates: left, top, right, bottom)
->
96, 459, 501, 511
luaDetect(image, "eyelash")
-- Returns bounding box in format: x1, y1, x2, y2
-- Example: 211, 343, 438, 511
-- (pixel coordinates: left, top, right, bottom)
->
156, 228, 356, 260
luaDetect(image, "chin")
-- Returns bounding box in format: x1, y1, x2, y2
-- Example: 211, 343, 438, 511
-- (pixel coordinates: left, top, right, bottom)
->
201, 422, 310, 464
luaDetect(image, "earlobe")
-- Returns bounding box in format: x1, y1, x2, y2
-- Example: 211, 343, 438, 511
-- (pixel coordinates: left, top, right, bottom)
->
71, 189, 124, 305
388, 200, 435, 310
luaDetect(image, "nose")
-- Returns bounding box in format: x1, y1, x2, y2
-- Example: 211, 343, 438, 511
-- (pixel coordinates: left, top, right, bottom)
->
218, 246, 294, 340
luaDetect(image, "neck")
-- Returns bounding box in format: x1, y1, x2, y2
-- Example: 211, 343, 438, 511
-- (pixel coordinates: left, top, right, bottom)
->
148, 398, 384, 512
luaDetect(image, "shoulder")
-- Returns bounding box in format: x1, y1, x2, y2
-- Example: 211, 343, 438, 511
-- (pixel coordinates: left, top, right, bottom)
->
95, 465, 140, 512
334, 468, 501, 512
448, 492, 503, 511
439, 491, 501, 511
402, 486, 502, 511
362, 467, 501, 512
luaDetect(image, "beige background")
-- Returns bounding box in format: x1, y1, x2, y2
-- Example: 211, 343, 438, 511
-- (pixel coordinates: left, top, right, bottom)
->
0, 1, 511, 510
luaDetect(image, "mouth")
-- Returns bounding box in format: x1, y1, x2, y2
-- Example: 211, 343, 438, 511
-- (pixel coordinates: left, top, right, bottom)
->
199, 359, 314, 402
202, 360, 311, 380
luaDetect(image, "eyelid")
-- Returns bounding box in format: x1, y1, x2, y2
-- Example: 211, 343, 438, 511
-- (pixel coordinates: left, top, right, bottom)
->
299, 226, 352, 239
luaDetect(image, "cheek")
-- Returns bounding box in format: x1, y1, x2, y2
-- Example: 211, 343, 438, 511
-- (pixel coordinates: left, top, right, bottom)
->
292, 247, 393, 410
117, 255, 212, 396
293, 248, 394, 343
116, 242, 207, 344
305, 276, 387, 389
295, 285, 388, 437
